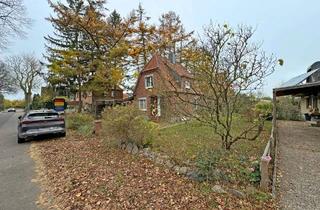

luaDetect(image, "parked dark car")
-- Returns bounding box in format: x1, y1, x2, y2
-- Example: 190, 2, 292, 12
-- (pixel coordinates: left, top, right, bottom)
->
8, 108, 16, 112
17, 110, 66, 143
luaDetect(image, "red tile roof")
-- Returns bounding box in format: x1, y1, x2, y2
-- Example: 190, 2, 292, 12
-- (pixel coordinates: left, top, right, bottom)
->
141, 54, 192, 78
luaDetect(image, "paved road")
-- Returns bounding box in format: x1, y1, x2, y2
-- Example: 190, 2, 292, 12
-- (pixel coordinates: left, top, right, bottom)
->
0, 112, 40, 210
278, 121, 320, 210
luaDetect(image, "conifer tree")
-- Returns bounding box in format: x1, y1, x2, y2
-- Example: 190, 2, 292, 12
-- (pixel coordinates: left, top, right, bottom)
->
45, 0, 135, 112
45, 0, 88, 112
129, 3, 156, 72
157, 11, 194, 64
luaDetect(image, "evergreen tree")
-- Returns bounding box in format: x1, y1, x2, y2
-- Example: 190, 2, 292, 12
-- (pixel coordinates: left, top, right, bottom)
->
45, 0, 88, 112
157, 11, 194, 64
45, 0, 136, 112
129, 3, 156, 72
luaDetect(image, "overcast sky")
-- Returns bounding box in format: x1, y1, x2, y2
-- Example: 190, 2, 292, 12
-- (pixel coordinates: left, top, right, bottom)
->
3, 0, 320, 99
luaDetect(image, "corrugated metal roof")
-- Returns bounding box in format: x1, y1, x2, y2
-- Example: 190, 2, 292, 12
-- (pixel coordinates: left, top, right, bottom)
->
278, 68, 320, 88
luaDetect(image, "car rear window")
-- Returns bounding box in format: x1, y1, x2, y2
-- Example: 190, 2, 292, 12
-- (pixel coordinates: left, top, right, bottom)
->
27, 113, 59, 120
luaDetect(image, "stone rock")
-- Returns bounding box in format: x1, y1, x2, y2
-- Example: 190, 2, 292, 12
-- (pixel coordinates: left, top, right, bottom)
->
145, 151, 155, 160
228, 189, 246, 199
143, 147, 150, 153
175, 166, 188, 175
186, 171, 203, 181
155, 156, 164, 164
117, 141, 122, 148
132, 144, 139, 154
126, 143, 133, 153
165, 160, 174, 169
212, 185, 227, 194
120, 143, 126, 150
186, 171, 196, 178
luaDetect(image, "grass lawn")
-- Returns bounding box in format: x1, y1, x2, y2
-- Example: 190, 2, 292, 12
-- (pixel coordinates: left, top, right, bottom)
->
155, 120, 271, 162
153, 119, 272, 186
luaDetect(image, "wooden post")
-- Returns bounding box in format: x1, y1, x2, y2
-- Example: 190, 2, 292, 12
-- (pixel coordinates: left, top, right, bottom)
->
260, 154, 272, 191
272, 91, 277, 148
94, 120, 102, 135
271, 89, 278, 197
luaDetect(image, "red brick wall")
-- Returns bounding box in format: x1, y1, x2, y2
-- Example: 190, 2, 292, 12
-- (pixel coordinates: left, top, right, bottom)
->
133, 55, 195, 120
134, 69, 159, 118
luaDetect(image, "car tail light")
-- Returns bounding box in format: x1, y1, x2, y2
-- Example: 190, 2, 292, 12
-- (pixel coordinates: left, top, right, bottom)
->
21, 120, 33, 124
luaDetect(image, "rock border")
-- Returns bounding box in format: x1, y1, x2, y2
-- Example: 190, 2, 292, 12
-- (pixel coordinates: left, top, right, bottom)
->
119, 142, 248, 199
119, 142, 197, 178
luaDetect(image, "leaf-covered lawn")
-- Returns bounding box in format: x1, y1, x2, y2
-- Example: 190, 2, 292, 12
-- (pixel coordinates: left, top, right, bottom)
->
30, 132, 275, 209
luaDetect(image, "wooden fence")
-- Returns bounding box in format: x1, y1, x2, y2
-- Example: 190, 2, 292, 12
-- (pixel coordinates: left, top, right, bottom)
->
260, 93, 278, 196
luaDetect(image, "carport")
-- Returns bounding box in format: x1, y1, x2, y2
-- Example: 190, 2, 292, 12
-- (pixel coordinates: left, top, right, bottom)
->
260, 67, 320, 194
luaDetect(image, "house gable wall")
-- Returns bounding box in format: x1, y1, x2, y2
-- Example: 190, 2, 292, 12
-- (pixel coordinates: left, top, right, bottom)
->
133, 54, 194, 120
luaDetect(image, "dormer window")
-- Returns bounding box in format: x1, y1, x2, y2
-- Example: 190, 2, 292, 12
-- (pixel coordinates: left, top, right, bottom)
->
185, 81, 191, 90
145, 75, 154, 89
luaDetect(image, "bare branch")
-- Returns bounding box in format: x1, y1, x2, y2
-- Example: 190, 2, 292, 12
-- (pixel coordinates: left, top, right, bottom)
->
0, 0, 32, 49
5, 53, 42, 108
170, 23, 277, 150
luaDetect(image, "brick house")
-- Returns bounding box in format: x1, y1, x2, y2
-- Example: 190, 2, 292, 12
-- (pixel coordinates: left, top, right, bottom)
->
75, 88, 124, 114
133, 54, 194, 120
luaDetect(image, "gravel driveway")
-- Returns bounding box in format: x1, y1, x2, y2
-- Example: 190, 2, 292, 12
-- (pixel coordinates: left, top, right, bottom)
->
278, 121, 320, 210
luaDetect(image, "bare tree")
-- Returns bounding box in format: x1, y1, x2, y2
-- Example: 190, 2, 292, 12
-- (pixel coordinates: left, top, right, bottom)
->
173, 23, 277, 150
0, 0, 31, 49
6, 54, 42, 108
0, 61, 15, 92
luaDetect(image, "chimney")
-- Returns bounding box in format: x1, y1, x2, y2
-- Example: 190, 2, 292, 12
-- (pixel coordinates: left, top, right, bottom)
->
169, 52, 176, 64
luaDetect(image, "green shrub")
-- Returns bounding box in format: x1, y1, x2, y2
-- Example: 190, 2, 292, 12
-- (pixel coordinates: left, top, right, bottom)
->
277, 96, 302, 121
66, 113, 94, 135
195, 148, 262, 184
195, 148, 225, 181
249, 161, 261, 184
255, 101, 273, 116
102, 105, 158, 147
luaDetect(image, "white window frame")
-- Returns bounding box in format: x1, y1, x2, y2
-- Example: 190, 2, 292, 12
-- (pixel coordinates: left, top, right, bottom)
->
138, 97, 147, 111
145, 74, 154, 89
185, 80, 191, 90
157, 96, 161, 117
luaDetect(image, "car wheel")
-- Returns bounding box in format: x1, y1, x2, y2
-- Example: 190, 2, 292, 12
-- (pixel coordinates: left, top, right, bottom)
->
18, 136, 25, 144
59, 132, 66, 138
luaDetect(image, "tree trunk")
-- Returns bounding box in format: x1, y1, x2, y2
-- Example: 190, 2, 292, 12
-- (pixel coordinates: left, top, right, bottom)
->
24, 91, 32, 111
221, 136, 232, 150
78, 89, 82, 113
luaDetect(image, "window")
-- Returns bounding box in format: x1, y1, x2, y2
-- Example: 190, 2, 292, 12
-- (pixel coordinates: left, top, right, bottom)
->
193, 98, 199, 110
185, 81, 191, 89
28, 113, 59, 120
111, 91, 115, 98
138, 98, 147, 111
145, 75, 154, 89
